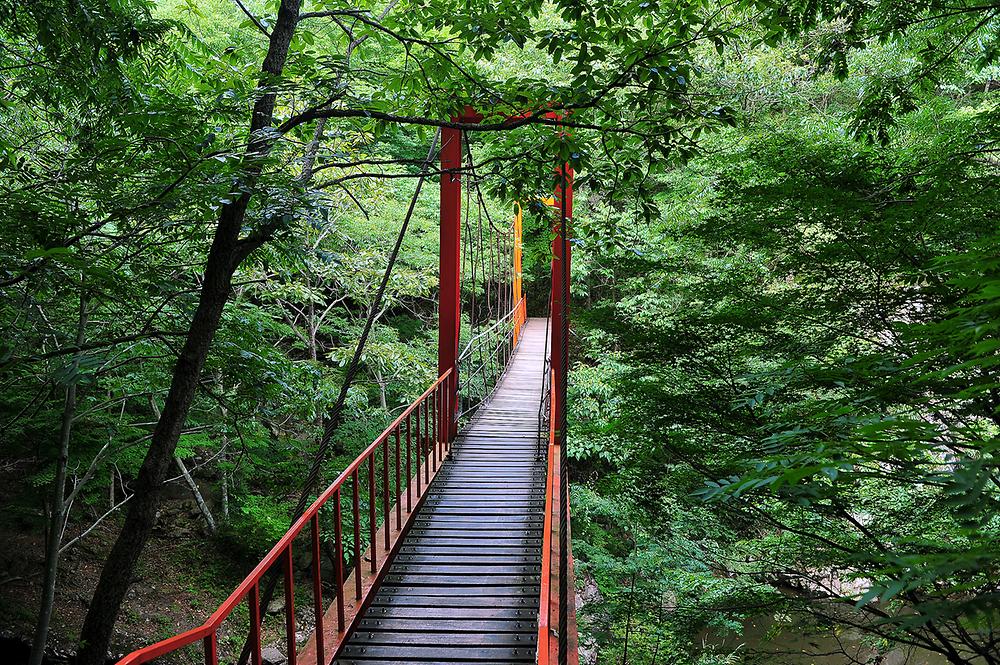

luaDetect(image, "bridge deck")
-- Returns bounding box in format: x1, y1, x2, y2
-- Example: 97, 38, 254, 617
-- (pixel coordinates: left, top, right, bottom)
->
336, 318, 548, 664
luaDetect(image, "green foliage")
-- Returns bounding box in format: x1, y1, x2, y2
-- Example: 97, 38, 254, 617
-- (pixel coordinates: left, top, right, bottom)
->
568, 29, 1000, 661
224, 494, 296, 556
2, 0, 999, 661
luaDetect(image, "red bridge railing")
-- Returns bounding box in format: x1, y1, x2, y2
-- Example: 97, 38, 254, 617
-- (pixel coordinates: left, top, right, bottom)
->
536, 369, 580, 665
117, 369, 453, 665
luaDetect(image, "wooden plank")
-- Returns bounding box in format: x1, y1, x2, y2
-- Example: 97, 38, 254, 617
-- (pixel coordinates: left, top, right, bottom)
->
375, 585, 540, 596
363, 606, 537, 619
397, 547, 542, 565
368, 594, 540, 608
413, 514, 544, 523
357, 618, 534, 632
348, 631, 533, 646
389, 564, 540, 575
336, 644, 536, 662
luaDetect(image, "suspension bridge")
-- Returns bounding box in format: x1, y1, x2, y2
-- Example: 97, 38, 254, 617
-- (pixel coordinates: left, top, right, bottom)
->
116, 115, 578, 665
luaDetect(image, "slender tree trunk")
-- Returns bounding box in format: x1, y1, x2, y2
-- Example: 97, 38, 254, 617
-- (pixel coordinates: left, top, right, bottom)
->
299, 116, 326, 183
174, 455, 217, 534
76, 4, 302, 663
149, 397, 217, 533
308, 282, 324, 432
219, 433, 230, 521
77, 201, 243, 665
220, 457, 229, 520
217, 372, 230, 521
29, 290, 88, 665
375, 369, 388, 410
622, 568, 636, 665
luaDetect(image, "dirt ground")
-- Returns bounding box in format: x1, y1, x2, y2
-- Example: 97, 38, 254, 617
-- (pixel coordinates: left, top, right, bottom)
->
0, 499, 258, 663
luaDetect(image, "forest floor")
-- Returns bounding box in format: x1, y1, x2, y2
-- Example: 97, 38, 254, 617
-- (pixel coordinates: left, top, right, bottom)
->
0, 493, 307, 664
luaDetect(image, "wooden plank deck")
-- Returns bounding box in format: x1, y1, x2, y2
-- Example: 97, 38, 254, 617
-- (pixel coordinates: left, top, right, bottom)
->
335, 318, 548, 664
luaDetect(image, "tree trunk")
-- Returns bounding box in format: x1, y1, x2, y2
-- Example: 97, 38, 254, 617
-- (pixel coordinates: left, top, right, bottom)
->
149, 397, 217, 534
29, 290, 88, 665
217, 373, 230, 521
220, 455, 229, 520
219, 436, 230, 522
174, 454, 216, 534
75, 3, 302, 663
375, 369, 388, 410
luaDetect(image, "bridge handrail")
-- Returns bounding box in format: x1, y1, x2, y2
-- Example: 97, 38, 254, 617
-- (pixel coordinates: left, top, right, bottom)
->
457, 296, 525, 363
457, 297, 527, 418
117, 368, 453, 665
537, 367, 579, 665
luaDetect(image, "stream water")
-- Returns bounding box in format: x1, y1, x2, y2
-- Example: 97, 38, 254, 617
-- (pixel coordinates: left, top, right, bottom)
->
707, 615, 953, 664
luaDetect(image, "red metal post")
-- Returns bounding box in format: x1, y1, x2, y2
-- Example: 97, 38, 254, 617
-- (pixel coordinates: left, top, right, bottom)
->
431, 390, 438, 468
351, 472, 361, 599
549, 163, 573, 430
382, 438, 391, 550
415, 406, 422, 495
203, 633, 218, 665
368, 456, 377, 572
248, 584, 262, 665
283, 546, 296, 665
333, 492, 344, 633
310, 514, 325, 663
394, 429, 402, 529
421, 394, 434, 483
405, 414, 413, 511
438, 123, 462, 442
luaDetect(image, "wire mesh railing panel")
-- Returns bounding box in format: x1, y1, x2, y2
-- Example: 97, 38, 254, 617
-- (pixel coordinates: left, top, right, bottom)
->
457, 298, 524, 418
455, 131, 525, 418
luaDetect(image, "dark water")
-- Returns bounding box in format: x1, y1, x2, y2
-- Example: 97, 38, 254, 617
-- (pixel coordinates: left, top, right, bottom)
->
708, 615, 951, 664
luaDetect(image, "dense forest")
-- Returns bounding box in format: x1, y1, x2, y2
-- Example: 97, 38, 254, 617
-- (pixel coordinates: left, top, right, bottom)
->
1, 1, 998, 664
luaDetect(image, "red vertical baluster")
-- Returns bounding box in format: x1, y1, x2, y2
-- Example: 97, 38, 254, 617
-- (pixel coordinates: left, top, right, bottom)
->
438, 383, 448, 453
434, 384, 440, 452
382, 438, 391, 549
424, 400, 437, 470
352, 470, 361, 599
334, 489, 345, 632
368, 455, 377, 572
424, 398, 430, 483
284, 544, 296, 665
441, 383, 447, 452
431, 390, 438, 468
395, 428, 402, 529
414, 406, 422, 496
406, 414, 413, 510
310, 514, 325, 665
249, 583, 262, 665
447, 381, 453, 451
203, 632, 218, 665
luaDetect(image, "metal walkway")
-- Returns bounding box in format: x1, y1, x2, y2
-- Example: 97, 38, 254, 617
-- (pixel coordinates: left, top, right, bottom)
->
336, 318, 548, 664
